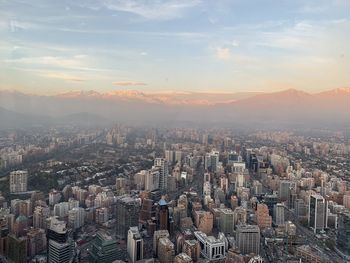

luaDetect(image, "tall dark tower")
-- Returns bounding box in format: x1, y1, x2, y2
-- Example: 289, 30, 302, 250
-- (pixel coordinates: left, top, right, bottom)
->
157, 198, 169, 231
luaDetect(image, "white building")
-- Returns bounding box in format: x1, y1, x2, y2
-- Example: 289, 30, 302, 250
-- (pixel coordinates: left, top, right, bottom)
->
127, 227, 144, 262
145, 169, 160, 191
194, 231, 226, 261
9, 170, 28, 193
68, 207, 85, 230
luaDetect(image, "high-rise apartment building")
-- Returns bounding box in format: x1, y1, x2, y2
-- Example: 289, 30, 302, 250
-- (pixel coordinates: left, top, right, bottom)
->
9, 170, 28, 193
256, 203, 272, 229
157, 237, 175, 263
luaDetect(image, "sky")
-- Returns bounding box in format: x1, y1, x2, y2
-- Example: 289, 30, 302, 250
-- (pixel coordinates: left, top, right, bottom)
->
0, 0, 349, 95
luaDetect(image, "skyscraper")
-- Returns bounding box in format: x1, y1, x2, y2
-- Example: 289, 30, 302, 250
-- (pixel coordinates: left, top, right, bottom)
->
116, 196, 141, 239
127, 227, 144, 263
154, 158, 169, 192
47, 217, 75, 263
157, 198, 169, 231
337, 212, 350, 257
308, 194, 325, 233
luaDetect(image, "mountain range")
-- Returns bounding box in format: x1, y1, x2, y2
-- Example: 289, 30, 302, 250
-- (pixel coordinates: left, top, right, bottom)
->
1, 88, 350, 129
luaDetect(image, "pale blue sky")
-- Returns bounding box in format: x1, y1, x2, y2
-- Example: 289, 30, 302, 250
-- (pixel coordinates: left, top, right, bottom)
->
0, 0, 349, 94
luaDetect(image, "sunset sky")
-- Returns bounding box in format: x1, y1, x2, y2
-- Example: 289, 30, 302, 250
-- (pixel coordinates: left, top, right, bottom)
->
0, 0, 349, 95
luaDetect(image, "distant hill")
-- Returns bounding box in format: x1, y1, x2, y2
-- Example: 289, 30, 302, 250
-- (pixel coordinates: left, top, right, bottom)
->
1, 88, 350, 129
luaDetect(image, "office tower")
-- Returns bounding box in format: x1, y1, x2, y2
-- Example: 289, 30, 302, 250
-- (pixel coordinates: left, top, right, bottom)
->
337, 212, 350, 257
278, 180, 291, 202
116, 196, 141, 239
90, 231, 120, 263
154, 158, 169, 192
157, 237, 175, 263
308, 194, 325, 233
157, 198, 169, 231
27, 228, 47, 257
9, 170, 28, 193
219, 208, 234, 235
205, 151, 219, 172
182, 239, 200, 262
194, 231, 226, 261
175, 253, 193, 263
295, 198, 308, 219
153, 230, 170, 255
256, 203, 272, 229
273, 203, 285, 226
47, 217, 75, 263
236, 225, 260, 255
127, 227, 144, 263
7, 234, 27, 263
194, 211, 213, 234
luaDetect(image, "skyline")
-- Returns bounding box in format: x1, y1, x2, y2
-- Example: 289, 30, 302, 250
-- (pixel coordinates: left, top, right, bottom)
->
1, 0, 350, 95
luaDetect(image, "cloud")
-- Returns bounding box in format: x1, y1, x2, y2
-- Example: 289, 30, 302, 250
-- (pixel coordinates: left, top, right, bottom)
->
215, 47, 231, 60
41, 72, 85, 82
112, 81, 147, 86
88, 0, 201, 20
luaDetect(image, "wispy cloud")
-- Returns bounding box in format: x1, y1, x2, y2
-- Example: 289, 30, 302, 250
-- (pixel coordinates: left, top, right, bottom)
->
87, 0, 201, 20
113, 81, 147, 86
40, 72, 86, 82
